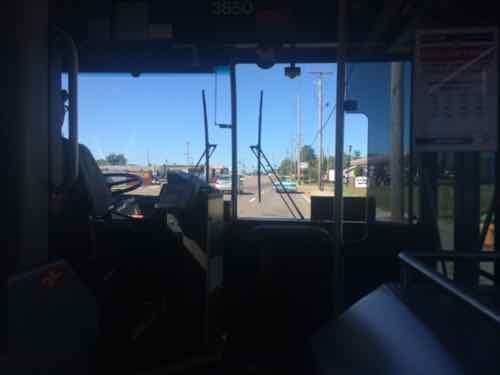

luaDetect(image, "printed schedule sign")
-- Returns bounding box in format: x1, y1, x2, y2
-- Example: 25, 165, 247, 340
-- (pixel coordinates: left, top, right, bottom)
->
414, 29, 498, 151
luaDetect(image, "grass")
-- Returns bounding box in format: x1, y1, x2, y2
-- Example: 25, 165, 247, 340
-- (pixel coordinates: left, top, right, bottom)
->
301, 183, 367, 197
302, 182, 495, 220
368, 183, 495, 220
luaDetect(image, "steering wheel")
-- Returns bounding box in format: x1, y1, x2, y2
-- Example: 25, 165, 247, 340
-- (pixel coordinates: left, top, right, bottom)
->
103, 173, 143, 196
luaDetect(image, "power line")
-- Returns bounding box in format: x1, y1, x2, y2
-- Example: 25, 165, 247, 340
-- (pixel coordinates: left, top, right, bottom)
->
307, 64, 356, 147
310, 103, 336, 146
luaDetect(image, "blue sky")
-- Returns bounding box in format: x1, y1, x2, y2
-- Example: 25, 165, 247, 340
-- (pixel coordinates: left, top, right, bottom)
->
236, 63, 367, 171
62, 62, 410, 170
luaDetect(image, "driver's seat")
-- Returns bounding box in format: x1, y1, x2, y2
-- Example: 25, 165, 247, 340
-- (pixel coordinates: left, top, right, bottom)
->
51, 89, 112, 224
63, 139, 113, 219
50, 138, 113, 267
53, 140, 208, 371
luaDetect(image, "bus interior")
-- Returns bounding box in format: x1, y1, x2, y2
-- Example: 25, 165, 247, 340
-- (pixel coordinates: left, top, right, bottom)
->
5, 1, 500, 374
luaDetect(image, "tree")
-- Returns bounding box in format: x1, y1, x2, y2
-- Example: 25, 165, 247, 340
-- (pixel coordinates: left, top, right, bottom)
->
319, 155, 330, 178
278, 158, 295, 176
343, 153, 352, 169
305, 158, 318, 183
298, 146, 319, 182
326, 156, 335, 170
305, 158, 327, 183
353, 165, 364, 177
96, 159, 107, 166
105, 153, 127, 165
300, 145, 316, 163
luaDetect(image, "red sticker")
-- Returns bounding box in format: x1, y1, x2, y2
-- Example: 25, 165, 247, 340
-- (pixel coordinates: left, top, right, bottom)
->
41, 266, 64, 288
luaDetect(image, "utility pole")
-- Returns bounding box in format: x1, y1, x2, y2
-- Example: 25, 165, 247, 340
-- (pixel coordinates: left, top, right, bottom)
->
318, 76, 323, 190
296, 95, 302, 185
257, 90, 263, 203
310, 71, 333, 190
147, 149, 150, 167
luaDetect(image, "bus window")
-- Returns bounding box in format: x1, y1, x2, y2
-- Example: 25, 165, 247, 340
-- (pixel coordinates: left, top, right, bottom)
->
236, 63, 337, 220
346, 62, 413, 223
235, 62, 413, 223
61, 73, 232, 199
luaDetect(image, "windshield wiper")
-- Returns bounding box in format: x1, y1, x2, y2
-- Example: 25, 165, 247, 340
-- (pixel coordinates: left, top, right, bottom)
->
250, 90, 304, 220
192, 90, 217, 181
250, 145, 304, 219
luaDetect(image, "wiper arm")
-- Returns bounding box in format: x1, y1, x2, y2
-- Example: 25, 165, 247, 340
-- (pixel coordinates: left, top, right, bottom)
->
250, 145, 304, 220
257, 90, 263, 203
251, 89, 303, 219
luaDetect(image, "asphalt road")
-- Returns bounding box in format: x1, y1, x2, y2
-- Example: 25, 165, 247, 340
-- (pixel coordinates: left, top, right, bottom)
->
237, 175, 311, 219
128, 176, 311, 219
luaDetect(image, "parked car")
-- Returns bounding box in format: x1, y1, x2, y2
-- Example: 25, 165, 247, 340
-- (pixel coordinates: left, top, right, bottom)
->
275, 177, 298, 193
214, 174, 241, 193
239, 175, 244, 193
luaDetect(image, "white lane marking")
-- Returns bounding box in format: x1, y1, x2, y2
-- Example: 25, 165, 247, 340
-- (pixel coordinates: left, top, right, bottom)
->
249, 197, 256, 203
302, 195, 311, 203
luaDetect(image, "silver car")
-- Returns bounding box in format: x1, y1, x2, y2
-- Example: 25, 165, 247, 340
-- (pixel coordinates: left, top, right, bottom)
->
214, 175, 241, 193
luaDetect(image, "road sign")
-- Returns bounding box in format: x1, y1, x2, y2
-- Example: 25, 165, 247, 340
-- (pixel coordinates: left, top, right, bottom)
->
328, 169, 335, 181
354, 176, 368, 188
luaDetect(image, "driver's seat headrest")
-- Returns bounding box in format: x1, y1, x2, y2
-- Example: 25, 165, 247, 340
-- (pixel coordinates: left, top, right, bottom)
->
62, 139, 112, 218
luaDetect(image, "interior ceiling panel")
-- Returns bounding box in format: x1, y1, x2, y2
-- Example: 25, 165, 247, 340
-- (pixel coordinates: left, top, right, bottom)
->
50, 0, 390, 44
48, 0, 498, 72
